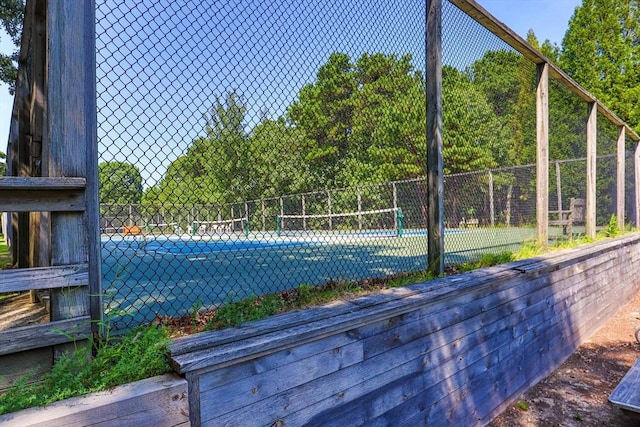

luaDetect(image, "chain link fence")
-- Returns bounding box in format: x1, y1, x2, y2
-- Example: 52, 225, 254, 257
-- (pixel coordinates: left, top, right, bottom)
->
96, 0, 637, 330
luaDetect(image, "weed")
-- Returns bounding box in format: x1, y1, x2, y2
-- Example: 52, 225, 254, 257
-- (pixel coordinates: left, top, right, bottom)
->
0, 234, 12, 269
516, 400, 529, 411
0, 324, 172, 415
599, 214, 621, 238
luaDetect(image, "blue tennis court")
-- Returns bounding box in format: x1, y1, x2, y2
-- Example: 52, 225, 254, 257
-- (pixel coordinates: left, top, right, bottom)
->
101, 227, 535, 330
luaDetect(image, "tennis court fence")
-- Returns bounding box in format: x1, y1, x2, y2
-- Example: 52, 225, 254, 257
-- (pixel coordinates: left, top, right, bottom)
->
100, 154, 631, 238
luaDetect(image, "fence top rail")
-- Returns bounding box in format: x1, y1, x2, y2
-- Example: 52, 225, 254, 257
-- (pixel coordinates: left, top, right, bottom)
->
450, 0, 640, 142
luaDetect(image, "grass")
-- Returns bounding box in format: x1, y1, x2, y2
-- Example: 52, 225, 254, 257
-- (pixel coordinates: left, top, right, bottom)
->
0, 234, 12, 269
0, 325, 172, 415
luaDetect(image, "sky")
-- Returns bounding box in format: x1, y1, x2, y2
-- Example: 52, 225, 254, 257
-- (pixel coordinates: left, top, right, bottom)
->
0, 0, 582, 173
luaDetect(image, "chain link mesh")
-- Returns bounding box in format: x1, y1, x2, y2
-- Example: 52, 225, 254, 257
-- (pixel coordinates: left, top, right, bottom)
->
95, 0, 636, 330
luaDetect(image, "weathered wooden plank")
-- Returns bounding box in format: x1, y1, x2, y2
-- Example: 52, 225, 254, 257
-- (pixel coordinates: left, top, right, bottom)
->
170, 268, 520, 364
47, 0, 97, 354
636, 143, 640, 227
0, 176, 86, 189
171, 270, 521, 373
426, 0, 444, 275
0, 374, 189, 427
617, 126, 626, 229
0, 348, 52, 393
586, 102, 597, 238
0, 316, 91, 355
185, 372, 200, 427
177, 234, 640, 425
609, 357, 640, 412
198, 341, 363, 422
209, 274, 558, 425
194, 332, 358, 390
0, 264, 88, 293
173, 237, 631, 373
536, 62, 549, 246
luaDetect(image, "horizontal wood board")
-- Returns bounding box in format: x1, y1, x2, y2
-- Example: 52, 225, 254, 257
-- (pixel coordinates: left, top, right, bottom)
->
0, 264, 88, 293
0, 374, 189, 427
609, 357, 640, 412
0, 316, 91, 355
170, 233, 640, 426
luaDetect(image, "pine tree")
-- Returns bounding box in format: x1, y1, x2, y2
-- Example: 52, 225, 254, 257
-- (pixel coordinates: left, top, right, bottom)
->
560, 0, 640, 130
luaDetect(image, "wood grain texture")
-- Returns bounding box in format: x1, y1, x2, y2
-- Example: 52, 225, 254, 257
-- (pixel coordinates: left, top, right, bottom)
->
0, 374, 189, 427
617, 126, 626, 229
426, 0, 445, 275
0, 316, 91, 355
586, 102, 597, 238
172, 234, 640, 426
536, 62, 549, 245
46, 1, 98, 352
610, 357, 640, 412
0, 264, 88, 293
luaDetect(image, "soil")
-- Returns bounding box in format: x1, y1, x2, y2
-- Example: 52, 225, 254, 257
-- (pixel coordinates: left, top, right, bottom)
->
488, 290, 640, 427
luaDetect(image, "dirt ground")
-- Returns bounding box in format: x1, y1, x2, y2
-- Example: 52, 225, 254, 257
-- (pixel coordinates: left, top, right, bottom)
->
488, 290, 640, 427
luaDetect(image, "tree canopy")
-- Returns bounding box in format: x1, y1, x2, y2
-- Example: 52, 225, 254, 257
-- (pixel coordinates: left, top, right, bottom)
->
0, 0, 24, 94
560, 0, 640, 131
98, 161, 143, 204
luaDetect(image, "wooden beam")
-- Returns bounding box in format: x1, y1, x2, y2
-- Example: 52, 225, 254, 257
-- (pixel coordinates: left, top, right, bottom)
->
47, 1, 100, 348
0, 264, 88, 293
0, 316, 91, 356
586, 103, 597, 238
616, 126, 626, 229
636, 143, 640, 228
536, 63, 549, 246
426, 0, 444, 275
0, 177, 86, 211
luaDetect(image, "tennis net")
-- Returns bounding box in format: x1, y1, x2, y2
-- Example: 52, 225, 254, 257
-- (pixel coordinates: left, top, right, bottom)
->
276, 208, 404, 236
191, 217, 250, 236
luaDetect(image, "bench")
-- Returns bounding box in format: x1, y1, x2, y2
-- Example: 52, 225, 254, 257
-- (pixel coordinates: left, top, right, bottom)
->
548, 197, 585, 235
609, 356, 640, 420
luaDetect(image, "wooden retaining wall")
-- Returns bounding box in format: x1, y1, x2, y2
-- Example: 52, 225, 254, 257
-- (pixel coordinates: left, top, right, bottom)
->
170, 233, 640, 426
0, 374, 189, 427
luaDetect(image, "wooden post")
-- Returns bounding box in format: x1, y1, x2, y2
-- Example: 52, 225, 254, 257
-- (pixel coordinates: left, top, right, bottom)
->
327, 190, 332, 231
426, 0, 444, 275
29, 3, 48, 271
302, 194, 306, 230
357, 188, 362, 230
586, 102, 597, 239
279, 197, 284, 231
555, 161, 562, 213
488, 171, 494, 227
392, 182, 398, 232
48, 1, 101, 341
616, 126, 625, 229
536, 62, 549, 247
635, 143, 640, 228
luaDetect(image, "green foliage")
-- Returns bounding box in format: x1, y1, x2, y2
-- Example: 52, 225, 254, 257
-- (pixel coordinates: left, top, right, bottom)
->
560, 0, 640, 131
206, 294, 285, 329
98, 161, 144, 204
0, 150, 6, 176
0, 234, 12, 268
457, 252, 514, 272
517, 400, 530, 411
0, 325, 172, 415
600, 214, 621, 238
0, 0, 23, 94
